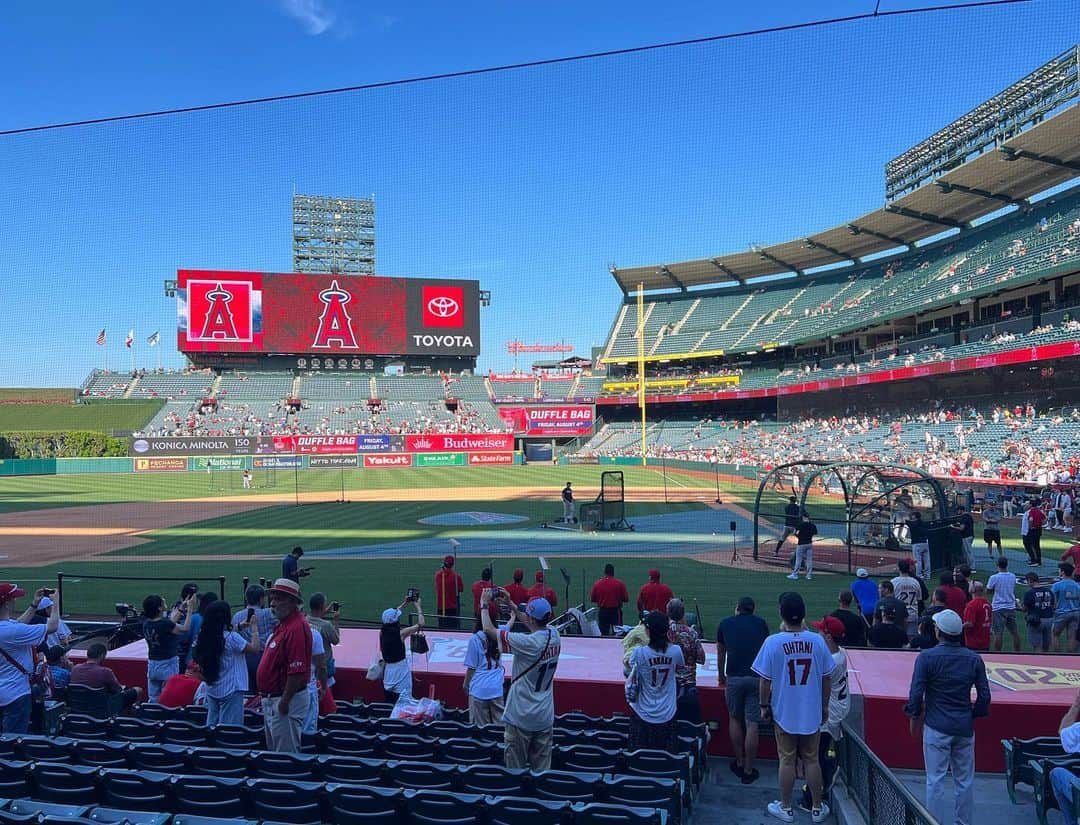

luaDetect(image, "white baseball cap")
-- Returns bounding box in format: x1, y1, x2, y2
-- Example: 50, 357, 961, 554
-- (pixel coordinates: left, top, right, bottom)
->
931, 609, 963, 636
855, 568, 869, 579
38, 597, 54, 609
381, 608, 402, 624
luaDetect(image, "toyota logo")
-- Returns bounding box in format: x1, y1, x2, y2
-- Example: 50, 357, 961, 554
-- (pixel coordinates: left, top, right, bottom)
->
427, 296, 460, 318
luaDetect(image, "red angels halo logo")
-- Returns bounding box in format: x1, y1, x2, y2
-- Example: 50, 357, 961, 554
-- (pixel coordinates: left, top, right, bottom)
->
312, 280, 359, 349
186, 279, 254, 343
422, 286, 464, 328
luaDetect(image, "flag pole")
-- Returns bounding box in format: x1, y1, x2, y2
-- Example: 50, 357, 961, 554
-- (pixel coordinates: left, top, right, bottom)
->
637, 282, 647, 467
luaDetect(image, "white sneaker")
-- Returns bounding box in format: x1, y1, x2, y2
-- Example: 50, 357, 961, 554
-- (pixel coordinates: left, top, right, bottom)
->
806, 574, 813, 580
767, 801, 795, 822
812, 801, 831, 823
786, 573, 799, 580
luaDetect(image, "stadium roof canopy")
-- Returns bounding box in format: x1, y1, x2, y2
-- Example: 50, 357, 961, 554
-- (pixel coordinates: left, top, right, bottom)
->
610, 102, 1080, 294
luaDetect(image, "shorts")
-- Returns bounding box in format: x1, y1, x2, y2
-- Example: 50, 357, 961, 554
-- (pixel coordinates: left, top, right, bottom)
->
1055, 613, 1080, 636
775, 725, 820, 768
991, 609, 1017, 634
724, 675, 760, 723
983, 528, 1001, 544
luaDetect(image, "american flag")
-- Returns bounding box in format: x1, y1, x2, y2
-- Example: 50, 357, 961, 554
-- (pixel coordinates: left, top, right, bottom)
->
95, 329, 106, 347
125, 329, 134, 348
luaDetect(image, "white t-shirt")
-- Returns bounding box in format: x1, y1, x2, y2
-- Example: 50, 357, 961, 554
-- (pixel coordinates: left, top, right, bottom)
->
987, 571, 1018, 611
500, 626, 561, 732
891, 576, 922, 621
206, 631, 249, 699
751, 628, 836, 736
0, 620, 49, 704
822, 649, 850, 739
308, 625, 325, 689
628, 643, 684, 724
463, 631, 504, 701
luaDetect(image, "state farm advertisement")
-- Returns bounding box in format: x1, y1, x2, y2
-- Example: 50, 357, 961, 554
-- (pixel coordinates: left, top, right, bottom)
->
364, 453, 413, 468
273, 435, 358, 454
404, 434, 515, 453
468, 452, 515, 465
497, 405, 594, 436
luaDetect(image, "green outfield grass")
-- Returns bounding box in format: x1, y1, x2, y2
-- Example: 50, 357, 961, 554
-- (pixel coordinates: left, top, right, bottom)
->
0, 389, 76, 402
0, 399, 163, 432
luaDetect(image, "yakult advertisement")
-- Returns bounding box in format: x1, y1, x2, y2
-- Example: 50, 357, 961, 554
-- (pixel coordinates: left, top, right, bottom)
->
497, 405, 594, 436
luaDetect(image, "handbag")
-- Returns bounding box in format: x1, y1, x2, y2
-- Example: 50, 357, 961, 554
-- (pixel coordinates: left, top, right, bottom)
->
366, 656, 385, 681
410, 631, 430, 655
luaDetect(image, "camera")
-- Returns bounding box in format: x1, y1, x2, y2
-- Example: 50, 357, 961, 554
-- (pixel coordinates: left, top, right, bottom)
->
41, 588, 56, 596
485, 587, 502, 599
406, 588, 421, 602
115, 603, 137, 619
330, 601, 341, 612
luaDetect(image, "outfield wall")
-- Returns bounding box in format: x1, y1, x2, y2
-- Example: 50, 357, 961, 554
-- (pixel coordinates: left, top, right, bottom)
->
0, 452, 523, 476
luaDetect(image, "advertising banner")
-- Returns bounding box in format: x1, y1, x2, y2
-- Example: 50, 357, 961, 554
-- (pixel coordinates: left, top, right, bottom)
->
363, 453, 413, 468
177, 270, 480, 358
497, 405, 594, 436
467, 452, 515, 465
274, 435, 359, 454
133, 457, 187, 473
129, 436, 275, 457
414, 452, 466, 467
356, 434, 403, 453
404, 434, 514, 453
253, 455, 302, 469
190, 456, 248, 471
309, 455, 359, 468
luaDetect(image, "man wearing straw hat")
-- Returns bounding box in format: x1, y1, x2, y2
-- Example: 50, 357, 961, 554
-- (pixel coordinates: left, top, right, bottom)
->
256, 578, 312, 752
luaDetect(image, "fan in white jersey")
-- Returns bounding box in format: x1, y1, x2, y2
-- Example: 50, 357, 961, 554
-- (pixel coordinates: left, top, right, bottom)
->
798, 616, 851, 814
626, 611, 684, 752
752, 592, 835, 824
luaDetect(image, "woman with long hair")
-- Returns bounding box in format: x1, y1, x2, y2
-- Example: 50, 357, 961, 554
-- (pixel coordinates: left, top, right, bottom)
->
463, 615, 504, 725
378, 597, 424, 704
193, 599, 261, 726
626, 610, 683, 752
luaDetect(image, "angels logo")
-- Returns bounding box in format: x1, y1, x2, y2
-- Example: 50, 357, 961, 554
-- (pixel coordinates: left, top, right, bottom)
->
183, 277, 255, 344
312, 280, 359, 349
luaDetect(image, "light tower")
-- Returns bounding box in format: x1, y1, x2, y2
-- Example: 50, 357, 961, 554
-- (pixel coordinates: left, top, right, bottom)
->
293, 194, 375, 275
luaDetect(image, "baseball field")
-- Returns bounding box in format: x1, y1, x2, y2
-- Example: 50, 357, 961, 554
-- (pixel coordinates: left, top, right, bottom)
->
0, 463, 1065, 629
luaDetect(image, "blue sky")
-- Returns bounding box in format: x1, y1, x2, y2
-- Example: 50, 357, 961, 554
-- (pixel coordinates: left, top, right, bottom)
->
0, 0, 1075, 385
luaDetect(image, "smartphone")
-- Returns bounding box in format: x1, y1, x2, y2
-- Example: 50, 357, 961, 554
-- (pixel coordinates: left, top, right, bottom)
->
486, 587, 501, 599
41, 588, 56, 596
406, 587, 421, 602
330, 601, 341, 612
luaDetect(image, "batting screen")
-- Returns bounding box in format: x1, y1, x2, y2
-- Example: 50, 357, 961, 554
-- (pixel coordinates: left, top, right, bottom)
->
176, 270, 481, 357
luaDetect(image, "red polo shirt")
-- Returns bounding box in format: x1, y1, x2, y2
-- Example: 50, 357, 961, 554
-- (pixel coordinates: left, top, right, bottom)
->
590, 576, 629, 609
1062, 544, 1080, 568
504, 582, 529, 606
527, 584, 557, 606
637, 581, 674, 613
1029, 508, 1045, 529
435, 568, 464, 611
256, 609, 312, 696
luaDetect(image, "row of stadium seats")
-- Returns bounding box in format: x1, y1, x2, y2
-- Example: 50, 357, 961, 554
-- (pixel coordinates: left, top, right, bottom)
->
602, 188, 1080, 361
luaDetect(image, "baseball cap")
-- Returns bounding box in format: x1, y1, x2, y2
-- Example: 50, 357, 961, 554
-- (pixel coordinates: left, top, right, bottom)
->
268, 578, 302, 602
38, 597, 54, 610
443, 555, 455, 567
648, 569, 661, 581
931, 609, 963, 636
513, 568, 524, 581
381, 608, 402, 624
525, 598, 552, 620
856, 568, 869, 579
812, 616, 846, 639
779, 592, 806, 625
0, 584, 26, 603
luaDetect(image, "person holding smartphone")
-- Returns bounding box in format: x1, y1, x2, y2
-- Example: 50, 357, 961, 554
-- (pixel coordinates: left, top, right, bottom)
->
379, 596, 425, 704
194, 600, 262, 727
232, 585, 277, 689
463, 587, 505, 725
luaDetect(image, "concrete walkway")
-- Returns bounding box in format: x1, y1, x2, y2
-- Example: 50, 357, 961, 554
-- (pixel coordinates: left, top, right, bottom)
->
695, 759, 838, 825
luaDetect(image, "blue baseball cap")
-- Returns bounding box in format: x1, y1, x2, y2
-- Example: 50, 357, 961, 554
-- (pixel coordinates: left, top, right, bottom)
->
525, 598, 552, 620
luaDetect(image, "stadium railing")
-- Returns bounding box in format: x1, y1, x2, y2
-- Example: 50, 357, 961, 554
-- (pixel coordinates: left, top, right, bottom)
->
837, 721, 936, 825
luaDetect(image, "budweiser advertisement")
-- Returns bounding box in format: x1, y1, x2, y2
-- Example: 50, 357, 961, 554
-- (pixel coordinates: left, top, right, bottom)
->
177, 270, 480, 357
497, 405, 594, 436
404, 434, 514, 453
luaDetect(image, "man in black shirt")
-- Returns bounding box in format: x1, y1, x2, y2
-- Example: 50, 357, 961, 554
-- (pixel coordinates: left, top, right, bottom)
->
908, 511, 931, 580
717, 596, 769, 784
950, 507, 976, 569
829, 591, 867, 647
874, 580, 907, 626
869, 602, 908, 649
1022, 571, 1055, 652
786, 514, 819, 581
775, 496, 801, 556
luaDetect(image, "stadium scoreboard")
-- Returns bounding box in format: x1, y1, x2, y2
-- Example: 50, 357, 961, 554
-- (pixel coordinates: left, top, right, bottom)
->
176, 270, 480, 358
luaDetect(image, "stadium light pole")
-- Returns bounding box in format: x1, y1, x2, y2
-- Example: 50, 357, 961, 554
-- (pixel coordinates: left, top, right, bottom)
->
637, 284, 647, 467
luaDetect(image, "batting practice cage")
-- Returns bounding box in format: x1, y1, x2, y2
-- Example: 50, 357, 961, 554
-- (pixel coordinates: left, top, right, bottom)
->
753, 461, 962, 575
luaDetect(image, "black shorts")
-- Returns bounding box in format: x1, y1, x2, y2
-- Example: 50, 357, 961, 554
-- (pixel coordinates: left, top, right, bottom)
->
983, 528, 1001, 544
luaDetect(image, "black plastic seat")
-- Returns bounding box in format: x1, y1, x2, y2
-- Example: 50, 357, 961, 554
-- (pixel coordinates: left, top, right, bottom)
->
556, 744, 620, 773
68, 684, 124, 719
0, 811, 36, 824
530, 770, 602, 804
320, 730, 381, 758
127, 743, 187, 773
364, 702, 395, 718
61, 714, 110, 740
170, 817, 258, 825
385, 761, 457, 791
176, 705, 208, 725
171, 775, 247, 818
472, 725, 504, 743
242, 709, 263, 728
554, 712, 600, 730
86, 807, 170, 824
249, 750, 319, 781
0, 758, 32, 797
108, 718, 159, 744
187, 746, 251, 778
372, 718, 412, 736
248, 778, 325, 824
486, 795, 570, 825
73, 739, 130, 769
622, 750, 693, 794
16, 735, 76, 763
210, 724, 264, 750
99, 768, 171, 812
161, 719, 209, 747
316, 755, 383, 785
9, 801, 93, 819
403, 789, 483, 825
30, 761, 100, 805
321, 715, 367, 733
426, 721, 467, 739
382, 734, 438, 762
458, 765, 527, 797
326, 782, 402, 825
573, 803, 663, 825
133, 703, 174, 721
438, 738, 499, 766
603, 776, 681, 824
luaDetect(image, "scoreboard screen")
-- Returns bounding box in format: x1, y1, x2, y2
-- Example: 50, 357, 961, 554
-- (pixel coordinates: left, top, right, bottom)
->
176, 270, 480, 357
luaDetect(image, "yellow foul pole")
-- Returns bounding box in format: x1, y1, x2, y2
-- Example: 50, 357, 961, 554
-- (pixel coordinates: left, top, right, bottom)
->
637, 284, 647, 466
